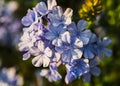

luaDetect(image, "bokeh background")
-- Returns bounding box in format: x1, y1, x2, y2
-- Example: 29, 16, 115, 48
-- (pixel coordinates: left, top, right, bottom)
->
0, 0, 120, 86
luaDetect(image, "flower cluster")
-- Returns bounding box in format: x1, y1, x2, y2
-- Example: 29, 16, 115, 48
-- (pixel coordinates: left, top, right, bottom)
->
0, 0, 21, 47
19, 0, 112, 84
0, 67, 23, 86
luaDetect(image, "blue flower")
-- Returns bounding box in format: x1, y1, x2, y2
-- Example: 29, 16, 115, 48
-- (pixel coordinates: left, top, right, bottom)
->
31, 41, 52, 67
48, 6, 73, 27
40, 63, 62, 82
21, 9, 37, 26
55, 32, 83, 63
83, 34, 97, 59
65, 59, 89, 84
82, 60, 101, 82
0, 67, 23, 86
0, 1, 22, 47
96, 37, 112, 59
68, 20, 92, 45
45, 24, 66, 46
36, 0, 57, 16
0, 69, 8, 83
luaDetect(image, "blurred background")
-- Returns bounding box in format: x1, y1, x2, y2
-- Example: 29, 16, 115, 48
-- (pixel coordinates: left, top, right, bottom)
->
0, 0, 120, 86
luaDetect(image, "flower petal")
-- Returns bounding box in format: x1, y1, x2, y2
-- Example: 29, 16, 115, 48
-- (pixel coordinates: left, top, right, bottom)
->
32, 55, 42, 67
21, 16, 33, 26
62, 51, 72, 63
61, 31, 70, 43
43, 56, 50, 67
84, 49, 94, 59
65, 71, 76, 84
47, 0, 57, 10
53, 52, 61, 62
37, 41, 45, 52
21, 9, 35, 26
83, 73, 91, 82
63, 8, 73, 18
44, 47, 52, 57
103, 48, 112, 57
68, 22, 77, 33
52, 38, 62, 46
36, 2, 47, 15
89, 33, 97, 43
74, 38, 83, 48
102, 37, 112, 46
23, 52, 30, 60
91, 67, 101, 76
89, 60, 98, 67
74, 49, 83, 58
45, 32, 56, 40
77, 20, 87, 31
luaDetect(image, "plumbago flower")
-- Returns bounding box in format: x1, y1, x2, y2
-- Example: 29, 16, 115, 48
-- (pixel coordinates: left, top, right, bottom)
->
18, 0, 112, 84
96, 37, 112, 60
48, 6, 73, 27
65, 59, 89, 84
40, 63, 62, 82
0, 0, 21, 47
45, 24, 66, 47
55, 31, 83, 63
82, 34, 98, 59
31, 41, 52, 67
68, 20, 92, 45
82, 59, 101, 82
0, 67, 23, 86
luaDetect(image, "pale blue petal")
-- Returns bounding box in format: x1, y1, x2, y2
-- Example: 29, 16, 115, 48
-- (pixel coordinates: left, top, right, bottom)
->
68, 22, 77, 34
102, 37, 112, 46
78, 30, 91, 45
23, 52, 30, 60
91, 67, 101, 76
45, 32, 56, 40
89, 34, 97, 43
36, 2, 47, 15
97, 49, 102, 60
83, 73, 91, 82
21, 10, 35, 26
48, 14, 61, 26
47, 0, 57, 10
84, 49, 94, 59
52, 38, 62, 46
61, 31, 71, 43
77, 20, 87, 31
79, 36, 90, 45
80, 30, 91, 38
55, 46, 64, 53
89, 60, 98, 67
103, 48, 112, 57
65, 71, 76, 84
62, 51, 72, 63
21, 16, 33, 26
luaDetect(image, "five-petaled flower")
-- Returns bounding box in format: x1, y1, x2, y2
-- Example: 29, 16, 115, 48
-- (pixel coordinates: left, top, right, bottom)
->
31, 41, 52, 67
